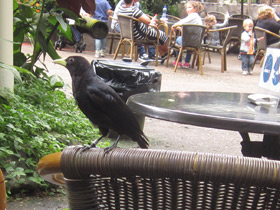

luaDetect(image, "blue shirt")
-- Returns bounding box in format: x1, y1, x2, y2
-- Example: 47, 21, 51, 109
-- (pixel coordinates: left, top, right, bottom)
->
93, 0, 112, 22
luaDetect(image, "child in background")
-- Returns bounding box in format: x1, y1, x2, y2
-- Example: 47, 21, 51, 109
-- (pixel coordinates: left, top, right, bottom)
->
171, 1, 203, 68
240, 19, 264, 75
204, 12, 229, 46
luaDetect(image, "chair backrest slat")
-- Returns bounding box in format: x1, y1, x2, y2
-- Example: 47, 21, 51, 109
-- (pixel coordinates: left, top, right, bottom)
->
254, 26, 268, 51
117, 14, 134, 40
228, 18, 244, 38
181, 24, 207, 48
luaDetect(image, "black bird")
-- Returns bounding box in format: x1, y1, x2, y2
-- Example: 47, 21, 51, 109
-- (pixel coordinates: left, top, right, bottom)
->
53, 56, 149, 152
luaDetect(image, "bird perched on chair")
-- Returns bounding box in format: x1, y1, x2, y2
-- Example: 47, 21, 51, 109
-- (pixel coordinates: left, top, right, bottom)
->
53, 56, 149, 152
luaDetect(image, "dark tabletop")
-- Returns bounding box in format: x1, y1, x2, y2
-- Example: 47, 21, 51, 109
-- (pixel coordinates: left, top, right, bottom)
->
127, 91, 280, 135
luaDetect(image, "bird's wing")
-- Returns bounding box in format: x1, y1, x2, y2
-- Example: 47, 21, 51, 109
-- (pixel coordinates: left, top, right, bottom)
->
85, 78, 140, 130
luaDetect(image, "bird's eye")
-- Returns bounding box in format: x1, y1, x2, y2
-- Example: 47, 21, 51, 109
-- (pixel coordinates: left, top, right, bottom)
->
68, 57, 75, 63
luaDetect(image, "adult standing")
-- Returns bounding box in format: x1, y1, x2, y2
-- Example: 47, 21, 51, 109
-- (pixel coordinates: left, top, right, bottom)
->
93, 0, 113, 58
171, 1, 203, 68
256, 5, 280, 48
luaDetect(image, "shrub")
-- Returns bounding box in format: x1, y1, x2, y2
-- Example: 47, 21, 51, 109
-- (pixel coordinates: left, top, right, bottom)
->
0, 78, 100, 194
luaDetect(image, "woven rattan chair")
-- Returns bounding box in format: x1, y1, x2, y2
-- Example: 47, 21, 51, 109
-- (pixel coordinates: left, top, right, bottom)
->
113, 14, 166, 66
207, 11, 226, 23
253, 26, 280, 70
166, 24, 207, 74
227, 17, 244, 53
203, 25, 237, 73
106, 14, 120, 54
230, 14, 252, 19
38, 146, 280, 210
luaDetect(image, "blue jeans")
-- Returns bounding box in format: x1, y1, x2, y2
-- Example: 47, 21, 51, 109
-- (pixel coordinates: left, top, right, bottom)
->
241, 54, 254, 71
138, 45, 156, 58
175, 36, 192, 63
95, 38, 107, 51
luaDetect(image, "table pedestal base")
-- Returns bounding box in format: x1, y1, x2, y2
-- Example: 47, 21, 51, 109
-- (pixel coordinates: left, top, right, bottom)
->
240, 132, 280, 160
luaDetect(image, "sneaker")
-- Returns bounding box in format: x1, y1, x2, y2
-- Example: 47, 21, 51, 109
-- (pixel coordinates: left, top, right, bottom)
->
100, 49, 105, 57
242, 70, 248, 76
182, 62, 190, 68
173, 61, 182, 67
95, 50, 100, 58
160, 53, 168, 64
248, 68, 253, 75
139, 53, 150, 61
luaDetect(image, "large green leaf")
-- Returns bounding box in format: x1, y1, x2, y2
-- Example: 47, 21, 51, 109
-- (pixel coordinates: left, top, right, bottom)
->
47, 41, 61, 60
49, 75, 64, 88
37, 31, 48, 59
18, 3, 34, 18
54, 12, 67, 31
0, 63, 22, 84
54, 8, 80, 23
48, 15, 73, 42
13, 0, 18, 11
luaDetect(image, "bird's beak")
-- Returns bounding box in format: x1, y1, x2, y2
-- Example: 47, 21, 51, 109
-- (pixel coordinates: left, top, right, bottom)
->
53, 58, 67, 66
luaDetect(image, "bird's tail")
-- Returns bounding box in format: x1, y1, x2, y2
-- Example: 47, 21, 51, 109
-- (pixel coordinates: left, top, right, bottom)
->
136, 133, 149, 149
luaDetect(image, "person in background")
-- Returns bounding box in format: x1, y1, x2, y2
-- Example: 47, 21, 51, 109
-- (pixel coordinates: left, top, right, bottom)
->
117, 0, 168, 60
171, 1, 203, 68
256, 5, 280, 48
240, 19, 264, 75
112, 0, 156, 61
204, 12, 229, 46
92, 0, 113, 58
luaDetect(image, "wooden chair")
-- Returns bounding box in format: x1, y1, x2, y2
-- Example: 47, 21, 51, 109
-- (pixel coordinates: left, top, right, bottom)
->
0, 169, 6, 210
253, 26, 280, 69
166, 24, 207, 74
106, 14, 120, 55
113, 14, 166, 66
207, 11, 226, 23
230, 14, 252, 19
203, 25, 237, 73
38, 146, 280, 210
227, 18, 244, 53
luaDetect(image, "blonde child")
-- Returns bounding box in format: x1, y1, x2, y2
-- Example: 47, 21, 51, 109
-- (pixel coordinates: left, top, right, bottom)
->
204, 12, 229, 46
240, 19, 264, 75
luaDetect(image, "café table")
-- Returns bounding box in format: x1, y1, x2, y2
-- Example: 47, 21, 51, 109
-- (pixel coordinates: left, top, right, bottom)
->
127, 91, 280, 160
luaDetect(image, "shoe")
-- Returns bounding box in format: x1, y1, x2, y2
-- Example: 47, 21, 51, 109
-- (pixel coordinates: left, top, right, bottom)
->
173, 61, 182, 67
139, 53, 150, 61
242, 70, 248, 76
160, 53, 168, 64
248, 68, 253, 75
100, 49, 105, 57
95, 50, 100, 58
182, 62, 190, 68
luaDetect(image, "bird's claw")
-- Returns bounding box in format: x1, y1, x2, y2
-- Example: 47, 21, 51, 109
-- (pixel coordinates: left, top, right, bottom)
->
103, 144, 117, 154
81, 143, 96, 152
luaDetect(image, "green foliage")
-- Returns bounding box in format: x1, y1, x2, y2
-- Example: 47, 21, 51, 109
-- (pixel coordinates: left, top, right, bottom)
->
13, 0, 78, 77
0, 78, 100, 194
108, 0, 181, 16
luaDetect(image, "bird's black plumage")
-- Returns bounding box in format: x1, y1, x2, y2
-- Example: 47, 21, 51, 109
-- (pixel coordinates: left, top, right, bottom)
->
54, 56, 149, 151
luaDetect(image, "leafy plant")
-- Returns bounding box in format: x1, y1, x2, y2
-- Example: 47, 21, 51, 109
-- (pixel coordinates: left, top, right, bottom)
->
0, 78, 101, 194
13, 0, 78, 77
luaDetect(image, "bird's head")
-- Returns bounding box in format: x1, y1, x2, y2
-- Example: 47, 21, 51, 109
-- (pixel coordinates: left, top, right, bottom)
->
53, 56, 92, 76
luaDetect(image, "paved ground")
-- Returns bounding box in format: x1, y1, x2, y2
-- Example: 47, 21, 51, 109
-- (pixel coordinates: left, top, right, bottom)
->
7, 44, 264, 209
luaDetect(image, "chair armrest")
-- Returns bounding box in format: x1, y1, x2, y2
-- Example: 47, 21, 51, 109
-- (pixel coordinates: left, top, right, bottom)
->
264, 29, 280, 38
208, 25, 237, 33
